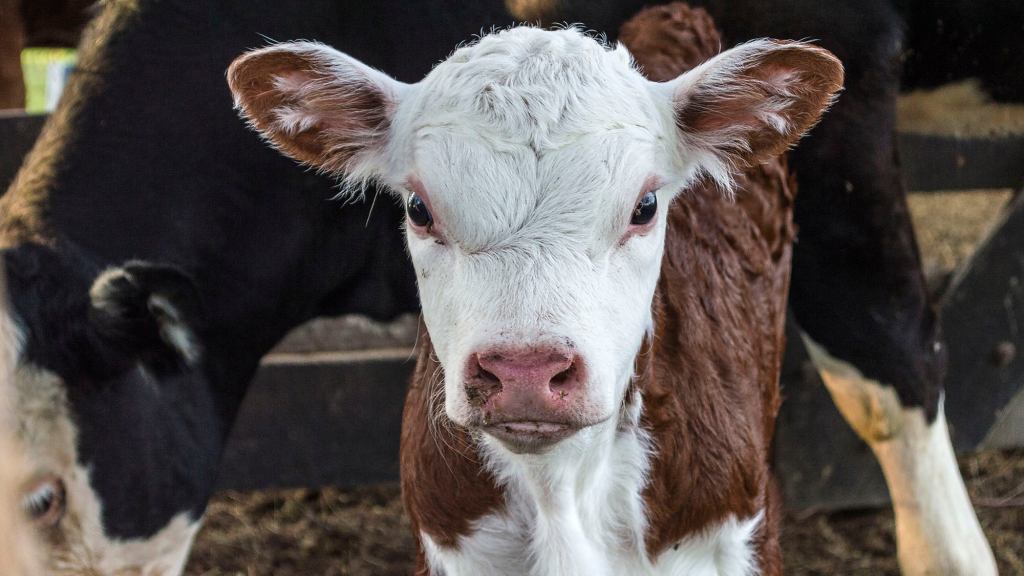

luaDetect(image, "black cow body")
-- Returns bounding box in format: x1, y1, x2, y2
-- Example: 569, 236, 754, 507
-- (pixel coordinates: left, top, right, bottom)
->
0, 0, 1006, 572
899, 0, 1024, 100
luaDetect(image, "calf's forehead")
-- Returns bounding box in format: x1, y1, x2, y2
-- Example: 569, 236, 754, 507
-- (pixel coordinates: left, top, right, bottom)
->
412, 131, 662, 250
398, 28, 665, 155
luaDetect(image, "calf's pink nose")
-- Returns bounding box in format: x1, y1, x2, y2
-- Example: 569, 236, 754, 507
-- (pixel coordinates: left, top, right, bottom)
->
475, 348, 575, 390
464, 345, 586, 417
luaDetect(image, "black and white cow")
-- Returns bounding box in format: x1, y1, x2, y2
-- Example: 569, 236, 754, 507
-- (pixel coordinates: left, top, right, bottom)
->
0, 0, 1006, 573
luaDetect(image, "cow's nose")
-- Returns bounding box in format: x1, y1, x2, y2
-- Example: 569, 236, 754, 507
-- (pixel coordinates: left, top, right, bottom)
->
477, 348, 574, 388
464, 346, 582, 409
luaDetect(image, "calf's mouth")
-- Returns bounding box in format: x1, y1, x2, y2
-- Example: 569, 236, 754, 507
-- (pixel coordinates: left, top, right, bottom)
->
480, 419, 579, 454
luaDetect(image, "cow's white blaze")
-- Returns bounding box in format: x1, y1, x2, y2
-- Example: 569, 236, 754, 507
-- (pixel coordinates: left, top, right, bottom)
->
0, 281, 43, 576
11, 361, 200, 576
377, 31, 680, 434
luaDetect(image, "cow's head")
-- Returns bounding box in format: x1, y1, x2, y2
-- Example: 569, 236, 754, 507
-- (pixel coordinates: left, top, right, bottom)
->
2, 245, 204, 574
229, 27, 842, 454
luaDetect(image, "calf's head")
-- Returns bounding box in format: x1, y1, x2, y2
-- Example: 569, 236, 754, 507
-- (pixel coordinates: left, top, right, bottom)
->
230, 27, 842, 453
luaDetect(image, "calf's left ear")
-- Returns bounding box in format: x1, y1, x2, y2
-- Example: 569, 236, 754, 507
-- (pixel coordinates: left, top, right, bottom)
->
227, 42, 407, 179
665, 40, 844, 188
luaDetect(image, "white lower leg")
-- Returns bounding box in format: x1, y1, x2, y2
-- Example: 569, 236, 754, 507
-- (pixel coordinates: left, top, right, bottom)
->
802, 335, 997, 576
875, 410, 996, 575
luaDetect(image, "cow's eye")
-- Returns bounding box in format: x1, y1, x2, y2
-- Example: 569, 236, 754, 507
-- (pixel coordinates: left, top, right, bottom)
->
21, 475, 66, 528
631, 191, 657, 225
407, 193, 433, 230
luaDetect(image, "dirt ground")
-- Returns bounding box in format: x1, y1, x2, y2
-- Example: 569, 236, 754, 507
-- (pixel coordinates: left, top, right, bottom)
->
185, 449, 1023, 575
782, 448, 1024, 575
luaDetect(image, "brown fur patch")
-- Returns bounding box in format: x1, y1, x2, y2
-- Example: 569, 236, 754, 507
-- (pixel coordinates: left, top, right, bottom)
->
618, 4, 722, 83
399, 331, 505, 573
638, 164, 793, 567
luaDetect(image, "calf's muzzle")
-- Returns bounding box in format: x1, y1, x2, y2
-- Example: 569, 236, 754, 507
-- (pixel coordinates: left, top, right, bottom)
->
464, 345, 586, 452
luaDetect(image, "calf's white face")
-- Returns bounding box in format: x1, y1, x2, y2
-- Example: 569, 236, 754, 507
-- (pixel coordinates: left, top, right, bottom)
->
229, 27, 842, 452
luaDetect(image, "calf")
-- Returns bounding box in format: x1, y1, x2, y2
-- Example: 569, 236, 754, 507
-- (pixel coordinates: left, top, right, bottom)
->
229, 25, 842, 574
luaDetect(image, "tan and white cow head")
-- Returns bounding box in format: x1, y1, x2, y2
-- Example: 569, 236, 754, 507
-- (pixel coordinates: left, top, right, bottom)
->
230, 27, 842, 454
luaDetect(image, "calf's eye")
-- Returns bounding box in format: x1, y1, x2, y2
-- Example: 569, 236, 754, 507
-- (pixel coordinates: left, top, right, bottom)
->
407, 193, 433, 230
631, 191, 657, 225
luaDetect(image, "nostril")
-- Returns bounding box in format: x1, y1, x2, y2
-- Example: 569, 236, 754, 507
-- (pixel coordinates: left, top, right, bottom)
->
465, 354, 503, 407
469, 354, 502, 384
477, 365, 500, 386
549, 362, 576, 388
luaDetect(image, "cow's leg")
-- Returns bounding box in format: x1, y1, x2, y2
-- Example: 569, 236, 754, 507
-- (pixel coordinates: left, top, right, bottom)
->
787, 7, 996, 574
801, 338, 994, 575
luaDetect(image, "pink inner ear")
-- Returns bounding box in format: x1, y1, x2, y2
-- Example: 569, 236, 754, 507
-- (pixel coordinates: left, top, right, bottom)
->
759, 66, 802, 94
273, 71, 311, 93
270, 74, 324, 136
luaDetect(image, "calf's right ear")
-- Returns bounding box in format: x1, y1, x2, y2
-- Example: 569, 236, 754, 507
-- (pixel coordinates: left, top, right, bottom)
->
227, 42, 407, 179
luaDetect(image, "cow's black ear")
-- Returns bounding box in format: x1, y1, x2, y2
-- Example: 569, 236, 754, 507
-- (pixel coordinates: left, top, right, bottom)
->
88, 262, 203, 371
